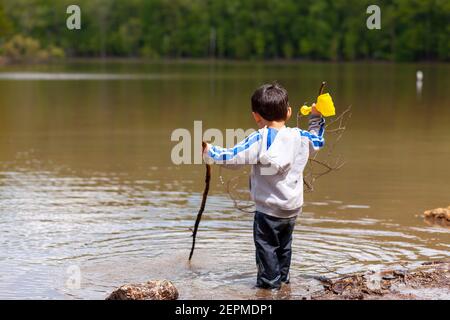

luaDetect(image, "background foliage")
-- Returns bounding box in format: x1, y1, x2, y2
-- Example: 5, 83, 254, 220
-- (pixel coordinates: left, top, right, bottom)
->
0, 0, 448, 62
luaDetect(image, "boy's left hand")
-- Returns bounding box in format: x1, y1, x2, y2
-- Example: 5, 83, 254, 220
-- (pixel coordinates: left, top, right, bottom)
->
311, 103, 322, 116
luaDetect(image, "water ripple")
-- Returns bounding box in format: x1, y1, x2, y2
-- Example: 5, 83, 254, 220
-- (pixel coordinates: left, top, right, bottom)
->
0, 169, 448, 299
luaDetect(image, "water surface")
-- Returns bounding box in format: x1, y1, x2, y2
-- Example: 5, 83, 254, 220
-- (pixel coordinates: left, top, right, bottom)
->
0, 61, 449, 299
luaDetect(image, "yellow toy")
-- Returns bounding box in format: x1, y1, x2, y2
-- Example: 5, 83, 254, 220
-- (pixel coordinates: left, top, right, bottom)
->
299, 82, 336, 117
300, 93, 336, 117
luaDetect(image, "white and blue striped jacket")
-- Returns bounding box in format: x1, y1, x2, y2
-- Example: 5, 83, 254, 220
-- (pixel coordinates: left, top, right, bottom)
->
204, 115, 325, 218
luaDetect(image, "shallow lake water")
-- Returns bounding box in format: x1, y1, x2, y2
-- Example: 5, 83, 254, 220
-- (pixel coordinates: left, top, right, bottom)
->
0, 61, 449, 299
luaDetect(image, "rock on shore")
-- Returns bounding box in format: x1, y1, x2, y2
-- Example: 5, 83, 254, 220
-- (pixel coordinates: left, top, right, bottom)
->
424, 206, 450, 221
106, 280, 178, 300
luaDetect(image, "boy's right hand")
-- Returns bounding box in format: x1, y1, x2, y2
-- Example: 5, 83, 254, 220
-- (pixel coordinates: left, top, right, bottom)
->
202, 141, 208, 154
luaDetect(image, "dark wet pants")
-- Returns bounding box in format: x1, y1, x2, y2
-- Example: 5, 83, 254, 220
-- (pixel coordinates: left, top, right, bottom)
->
253, 211, 297, 289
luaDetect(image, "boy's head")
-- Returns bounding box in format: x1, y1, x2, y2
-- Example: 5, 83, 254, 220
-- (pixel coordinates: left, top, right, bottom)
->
251, 83, 291, 124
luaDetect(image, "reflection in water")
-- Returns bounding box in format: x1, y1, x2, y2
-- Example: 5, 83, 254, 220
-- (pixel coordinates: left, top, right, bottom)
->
0, 62, 449, 299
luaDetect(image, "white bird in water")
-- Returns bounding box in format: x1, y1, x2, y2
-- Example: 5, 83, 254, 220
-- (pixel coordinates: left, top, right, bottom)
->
416, 70, 423, 97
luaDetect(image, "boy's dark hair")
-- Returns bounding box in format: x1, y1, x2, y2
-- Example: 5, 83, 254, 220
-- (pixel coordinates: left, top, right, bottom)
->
251, 83, 289, 121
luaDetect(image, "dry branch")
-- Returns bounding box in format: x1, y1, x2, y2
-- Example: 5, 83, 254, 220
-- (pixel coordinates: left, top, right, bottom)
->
189, 163, 211, 260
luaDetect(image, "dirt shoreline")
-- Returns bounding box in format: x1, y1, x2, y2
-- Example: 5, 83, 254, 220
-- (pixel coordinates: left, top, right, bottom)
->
311, 260, 450, 300
105, 260, 449, 300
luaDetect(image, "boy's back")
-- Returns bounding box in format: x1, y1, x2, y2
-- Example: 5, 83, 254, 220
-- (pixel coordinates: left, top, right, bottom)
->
205, 116, 324, 218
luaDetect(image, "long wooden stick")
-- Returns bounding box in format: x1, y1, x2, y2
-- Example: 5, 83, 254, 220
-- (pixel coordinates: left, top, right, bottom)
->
319, 81, 326, 95
189, 162, 211, 260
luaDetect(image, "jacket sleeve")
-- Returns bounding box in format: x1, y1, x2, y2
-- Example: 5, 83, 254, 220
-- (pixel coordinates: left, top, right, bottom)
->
203, 130, 262, 166
297, 115, 325, 152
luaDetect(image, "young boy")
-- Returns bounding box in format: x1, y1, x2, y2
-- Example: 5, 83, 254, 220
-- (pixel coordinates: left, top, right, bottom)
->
202, 83, 325, 289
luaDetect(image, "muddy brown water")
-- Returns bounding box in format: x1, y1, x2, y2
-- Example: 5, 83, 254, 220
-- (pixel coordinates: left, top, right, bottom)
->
0, 61, 449, 299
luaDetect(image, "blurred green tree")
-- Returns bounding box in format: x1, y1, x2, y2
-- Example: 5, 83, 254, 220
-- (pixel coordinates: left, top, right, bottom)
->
0, 0, 448, 61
